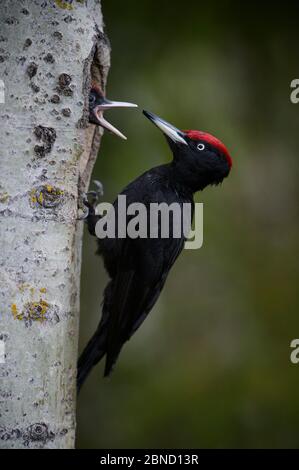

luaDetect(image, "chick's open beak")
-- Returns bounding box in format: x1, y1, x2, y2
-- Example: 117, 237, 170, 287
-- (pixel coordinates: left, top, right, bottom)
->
92, 97, 138, 140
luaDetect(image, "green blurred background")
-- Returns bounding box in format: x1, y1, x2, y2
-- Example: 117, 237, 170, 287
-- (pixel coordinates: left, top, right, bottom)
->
77, 0, 299, 448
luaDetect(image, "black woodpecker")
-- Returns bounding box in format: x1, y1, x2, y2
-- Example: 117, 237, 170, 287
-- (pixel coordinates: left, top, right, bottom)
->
78, 109, 232, 391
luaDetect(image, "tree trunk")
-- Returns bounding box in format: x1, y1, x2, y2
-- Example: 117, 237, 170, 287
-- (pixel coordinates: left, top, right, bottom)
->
0, 0, 110, 449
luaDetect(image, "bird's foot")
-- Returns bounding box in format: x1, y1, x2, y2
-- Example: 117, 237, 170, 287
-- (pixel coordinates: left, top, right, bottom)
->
77, 193, 90, 220
86, 180, 104, 205
77, 180, 104, 220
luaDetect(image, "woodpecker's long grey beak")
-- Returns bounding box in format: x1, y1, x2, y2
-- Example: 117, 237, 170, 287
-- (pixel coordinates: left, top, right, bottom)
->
143, 110, 187, 145
92, 98, 138, 140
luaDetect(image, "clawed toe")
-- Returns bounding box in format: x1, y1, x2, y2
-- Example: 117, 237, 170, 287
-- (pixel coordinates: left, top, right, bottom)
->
77, 202, 90, 220
85, 180, 104, 204
78, 180, 104, 220
93, 180, 104, 197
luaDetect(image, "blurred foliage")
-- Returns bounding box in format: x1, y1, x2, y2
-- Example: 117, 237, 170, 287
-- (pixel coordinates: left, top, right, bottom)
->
77, 0, 299, 448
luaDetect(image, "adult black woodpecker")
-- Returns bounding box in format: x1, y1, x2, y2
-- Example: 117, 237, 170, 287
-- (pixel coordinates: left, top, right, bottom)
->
89, 83, 138, 139
77, 111, 232, 391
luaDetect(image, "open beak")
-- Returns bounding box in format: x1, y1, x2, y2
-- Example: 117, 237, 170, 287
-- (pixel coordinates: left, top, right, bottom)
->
143, 110, 187, 145
93, 98, 138, 140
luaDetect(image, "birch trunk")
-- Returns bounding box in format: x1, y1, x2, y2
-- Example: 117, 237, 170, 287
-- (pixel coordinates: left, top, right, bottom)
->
0, 0, 110, 449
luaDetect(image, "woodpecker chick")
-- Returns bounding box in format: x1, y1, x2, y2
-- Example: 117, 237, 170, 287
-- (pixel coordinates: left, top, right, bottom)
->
78, 111, 232, 390
89, 84, 138, 140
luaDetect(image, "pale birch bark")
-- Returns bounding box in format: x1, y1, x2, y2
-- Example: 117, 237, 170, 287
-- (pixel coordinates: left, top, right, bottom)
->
0, 0, 110, 448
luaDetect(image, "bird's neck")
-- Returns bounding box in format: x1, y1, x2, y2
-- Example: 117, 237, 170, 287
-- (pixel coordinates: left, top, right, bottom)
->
169, 160, 208, 195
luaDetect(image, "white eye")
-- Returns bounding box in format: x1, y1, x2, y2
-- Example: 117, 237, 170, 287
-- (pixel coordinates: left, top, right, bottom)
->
197, 143, 205, 151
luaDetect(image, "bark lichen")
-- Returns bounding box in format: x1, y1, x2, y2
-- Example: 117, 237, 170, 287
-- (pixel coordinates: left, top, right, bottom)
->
33, 126, 57, 157
30, 185, 64, 209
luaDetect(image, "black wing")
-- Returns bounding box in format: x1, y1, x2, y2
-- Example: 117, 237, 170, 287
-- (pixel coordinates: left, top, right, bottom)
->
78, 166, 193, 386
103, 235, 185, 376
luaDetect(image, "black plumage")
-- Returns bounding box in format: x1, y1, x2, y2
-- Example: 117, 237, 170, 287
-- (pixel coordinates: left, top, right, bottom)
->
77, 110, 232, 390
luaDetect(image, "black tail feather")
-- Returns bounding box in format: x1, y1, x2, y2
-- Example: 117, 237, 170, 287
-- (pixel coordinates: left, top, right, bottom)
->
103, 347, 122, 377
77, 327, 107, 393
